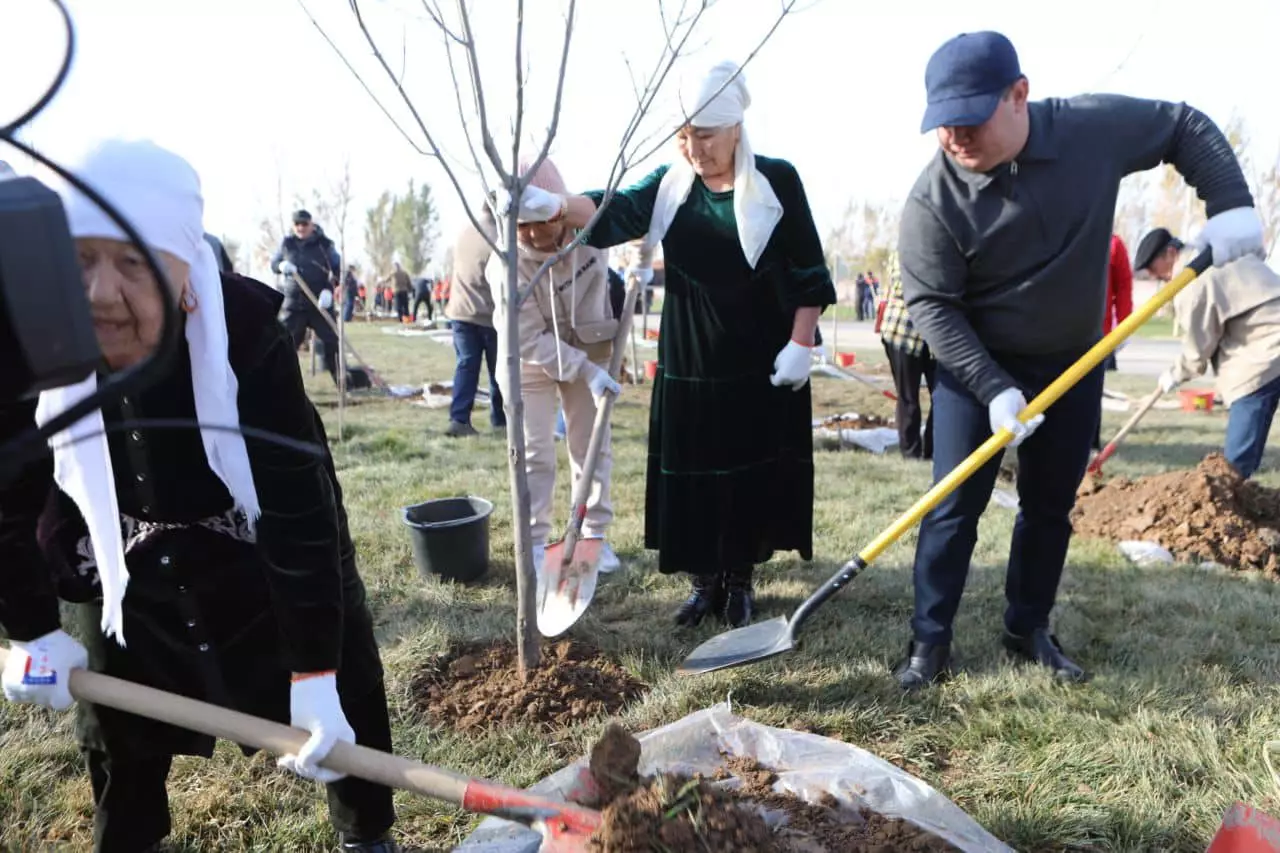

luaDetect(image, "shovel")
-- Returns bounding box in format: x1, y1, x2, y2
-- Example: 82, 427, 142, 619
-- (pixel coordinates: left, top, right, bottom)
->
0, 645, 602, 851
1087, 385, 1163, 475
677, 249, 1213, 675
536, 274, 644, 637
290, 272, 391, 393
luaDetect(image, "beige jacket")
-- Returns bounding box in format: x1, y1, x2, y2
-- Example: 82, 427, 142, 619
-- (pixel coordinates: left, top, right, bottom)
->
488, 241, 616, 383
445, 210, 498, 327
1168, 252, 1280, 405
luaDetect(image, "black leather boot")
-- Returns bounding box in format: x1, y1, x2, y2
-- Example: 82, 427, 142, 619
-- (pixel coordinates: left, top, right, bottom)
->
723, 566, 755, 628
1002, 628, 1088, 683
891, 640, 952, 690
673, 574, 725, 627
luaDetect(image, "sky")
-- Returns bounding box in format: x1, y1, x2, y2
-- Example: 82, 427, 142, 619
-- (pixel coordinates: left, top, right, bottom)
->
3, 0, 1279, 279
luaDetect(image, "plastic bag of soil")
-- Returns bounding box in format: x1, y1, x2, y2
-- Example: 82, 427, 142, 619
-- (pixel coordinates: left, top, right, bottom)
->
455, 703, 1011, 852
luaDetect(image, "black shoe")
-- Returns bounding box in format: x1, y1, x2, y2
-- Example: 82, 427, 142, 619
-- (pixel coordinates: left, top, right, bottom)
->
674, 574, 725, 627
341, 836, 399, 852
891, 640, 951, 690
1002, 628, 1089, 683
445, 421, 478, 438
723, 566, 755, 628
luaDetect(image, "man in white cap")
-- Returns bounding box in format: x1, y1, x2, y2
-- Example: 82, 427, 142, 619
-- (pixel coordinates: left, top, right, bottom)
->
504, 61, 836, 629
0, 140, 397, 852
893, 30, 1263, 689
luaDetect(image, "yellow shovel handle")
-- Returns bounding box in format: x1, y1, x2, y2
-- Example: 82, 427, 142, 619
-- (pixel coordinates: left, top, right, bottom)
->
856, 249, 1212, 565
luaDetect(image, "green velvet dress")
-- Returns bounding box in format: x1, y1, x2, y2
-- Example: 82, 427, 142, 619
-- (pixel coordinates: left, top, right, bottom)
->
584, 156, 836, 576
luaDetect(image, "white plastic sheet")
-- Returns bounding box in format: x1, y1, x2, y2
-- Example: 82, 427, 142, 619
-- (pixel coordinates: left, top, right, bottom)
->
1117, 540, 1175, 566
456, 703, 1012, 852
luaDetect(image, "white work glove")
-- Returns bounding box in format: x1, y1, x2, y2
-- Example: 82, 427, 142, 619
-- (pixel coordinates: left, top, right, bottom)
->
495, 185, 564, 224
770, 340, 813, 390
585, 363, 622, 400
277, 673, 355, 784
317, 289, 334, 310
630, 267, 654, 286
988, 387, 1045, 448
1157, 370, 1179, 394
2, 629, 88, 711
279, 260, 298, 276
1191, 206, 1265, 267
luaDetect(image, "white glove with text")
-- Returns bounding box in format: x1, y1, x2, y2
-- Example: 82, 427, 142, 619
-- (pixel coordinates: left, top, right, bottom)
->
1157, 370, 1179, 394
2, 629, 88, 711
770, 340, 813, 390
317, 289, 334, 310
277, 673, 356, 784
988, 387, 1044, 448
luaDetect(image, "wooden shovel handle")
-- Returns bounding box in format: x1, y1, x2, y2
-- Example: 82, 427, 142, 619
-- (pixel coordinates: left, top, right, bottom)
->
1089, 387, 1162, 473
0, 645, 471, 802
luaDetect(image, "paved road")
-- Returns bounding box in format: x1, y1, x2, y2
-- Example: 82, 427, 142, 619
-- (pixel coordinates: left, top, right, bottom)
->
816, 320, 1180, 377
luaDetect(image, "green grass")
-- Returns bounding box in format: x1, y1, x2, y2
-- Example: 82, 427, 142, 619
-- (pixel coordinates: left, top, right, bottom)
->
2, 322, 1278, 852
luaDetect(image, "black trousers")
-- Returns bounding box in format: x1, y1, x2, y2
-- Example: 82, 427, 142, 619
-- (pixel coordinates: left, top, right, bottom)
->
413, 291, 433, 321
282, 302, 340, 385
909, 352, 1103, 644
394, 291, 411, 321
883, 342, 937, 460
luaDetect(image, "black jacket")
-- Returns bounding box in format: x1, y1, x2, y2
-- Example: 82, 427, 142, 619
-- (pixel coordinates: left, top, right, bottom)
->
0, 274, 375, 757
270, 227, 341, 307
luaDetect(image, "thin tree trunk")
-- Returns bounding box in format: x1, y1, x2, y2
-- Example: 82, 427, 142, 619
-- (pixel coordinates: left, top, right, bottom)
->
500, 211, 540, 678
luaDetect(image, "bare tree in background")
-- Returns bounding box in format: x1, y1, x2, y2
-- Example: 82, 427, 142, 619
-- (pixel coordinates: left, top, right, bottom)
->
300, 0, 800, 677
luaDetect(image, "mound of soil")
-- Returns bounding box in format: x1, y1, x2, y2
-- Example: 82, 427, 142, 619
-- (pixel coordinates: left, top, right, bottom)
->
815, 412, 893, 430
409, 641, 646, 731
582, 726, 959, 852
1073, 453, 1280, 574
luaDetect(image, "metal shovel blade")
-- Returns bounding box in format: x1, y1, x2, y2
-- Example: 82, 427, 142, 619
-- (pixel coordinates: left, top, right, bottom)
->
675, 616, 795, 675
536, 538, 603, 637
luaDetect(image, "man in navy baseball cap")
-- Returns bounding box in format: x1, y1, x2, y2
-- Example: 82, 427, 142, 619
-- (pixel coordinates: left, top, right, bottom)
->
921, 31, 1024, 134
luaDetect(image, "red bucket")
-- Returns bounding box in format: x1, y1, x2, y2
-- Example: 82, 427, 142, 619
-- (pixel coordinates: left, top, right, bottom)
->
836, 352, 856, 367
644, 360, 658, 380
1178, 389, 1215, 412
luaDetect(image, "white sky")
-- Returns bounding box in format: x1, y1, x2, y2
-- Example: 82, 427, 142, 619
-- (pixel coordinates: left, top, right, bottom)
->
3, 0, 1278, 278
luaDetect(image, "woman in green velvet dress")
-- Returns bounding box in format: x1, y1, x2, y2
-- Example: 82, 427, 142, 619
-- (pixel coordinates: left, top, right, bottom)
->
507, 61, 835, 628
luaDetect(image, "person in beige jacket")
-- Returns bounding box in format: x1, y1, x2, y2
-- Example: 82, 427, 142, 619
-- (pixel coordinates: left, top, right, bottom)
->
1136, 227, 1280, 478
444, 199, 506, 437
488, 157, 623, 573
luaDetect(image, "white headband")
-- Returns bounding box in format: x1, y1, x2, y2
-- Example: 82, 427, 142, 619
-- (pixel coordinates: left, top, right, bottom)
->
36, 139, 260, 645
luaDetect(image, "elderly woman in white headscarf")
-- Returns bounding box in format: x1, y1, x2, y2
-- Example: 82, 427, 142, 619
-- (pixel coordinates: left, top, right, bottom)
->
0, 140, 397, 853
508, 62, 836, 629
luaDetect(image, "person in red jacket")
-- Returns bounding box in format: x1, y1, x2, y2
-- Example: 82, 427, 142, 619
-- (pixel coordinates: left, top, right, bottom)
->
1103, 233, 1134, 369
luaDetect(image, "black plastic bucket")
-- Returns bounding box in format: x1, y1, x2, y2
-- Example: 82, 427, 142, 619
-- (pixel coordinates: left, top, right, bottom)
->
402, 496, 494, 584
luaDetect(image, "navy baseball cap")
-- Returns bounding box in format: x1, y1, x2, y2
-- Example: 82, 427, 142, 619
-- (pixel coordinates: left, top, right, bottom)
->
921, 31, 1023, 133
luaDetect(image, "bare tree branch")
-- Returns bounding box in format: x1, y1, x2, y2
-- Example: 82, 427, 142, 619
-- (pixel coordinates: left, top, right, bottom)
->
511, 0, 576, 204
296, 0, 429, 157
455, 0, 509, 177
418, 0, 465, 44
343, 0, 501, 256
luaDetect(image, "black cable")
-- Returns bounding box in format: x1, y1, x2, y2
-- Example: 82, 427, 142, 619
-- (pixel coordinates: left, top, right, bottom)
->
0, 0, 326, 487
47, 420, 326, 459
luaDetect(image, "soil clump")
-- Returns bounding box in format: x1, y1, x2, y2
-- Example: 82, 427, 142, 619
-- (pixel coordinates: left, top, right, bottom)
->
1073, 453, 1280, 574
581, 726, 960, 852
409, 641, 646, 731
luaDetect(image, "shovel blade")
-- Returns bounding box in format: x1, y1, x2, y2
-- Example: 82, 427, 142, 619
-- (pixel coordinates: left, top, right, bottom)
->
675, 616, 795, 675
536, 539, 602, 638
462, 778, 601, 852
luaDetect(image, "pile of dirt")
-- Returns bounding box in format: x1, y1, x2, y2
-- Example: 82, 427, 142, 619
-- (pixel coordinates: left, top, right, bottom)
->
409, 641, 647, 731
1073, 453, 1280, 574
814, 412, 893, 430
581, 725, 959, 852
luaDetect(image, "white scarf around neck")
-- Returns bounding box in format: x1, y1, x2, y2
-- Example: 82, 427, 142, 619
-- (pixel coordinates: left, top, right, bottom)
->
646, 60, 783, 268
35, 139, 261, 645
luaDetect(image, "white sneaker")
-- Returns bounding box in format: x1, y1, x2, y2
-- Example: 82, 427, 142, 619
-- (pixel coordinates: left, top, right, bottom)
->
595, 541, 621, 574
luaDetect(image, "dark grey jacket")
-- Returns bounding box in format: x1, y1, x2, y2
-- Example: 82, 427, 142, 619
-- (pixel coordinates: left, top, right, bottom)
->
898, 95, 1252, 404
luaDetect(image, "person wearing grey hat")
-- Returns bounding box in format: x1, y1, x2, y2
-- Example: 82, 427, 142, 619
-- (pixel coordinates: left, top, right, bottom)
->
1137, 227, 1280, 478
893, 30, 1264, 690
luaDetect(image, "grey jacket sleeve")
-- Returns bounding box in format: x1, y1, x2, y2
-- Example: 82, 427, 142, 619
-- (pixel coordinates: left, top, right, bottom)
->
269, 244, 285, 274
1080, 95, 1254, 215
899, 195, 1017, 405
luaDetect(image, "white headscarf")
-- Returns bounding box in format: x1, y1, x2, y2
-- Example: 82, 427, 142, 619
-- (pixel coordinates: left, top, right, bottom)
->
646, 60, 783, 268
35, 139, 261, 645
